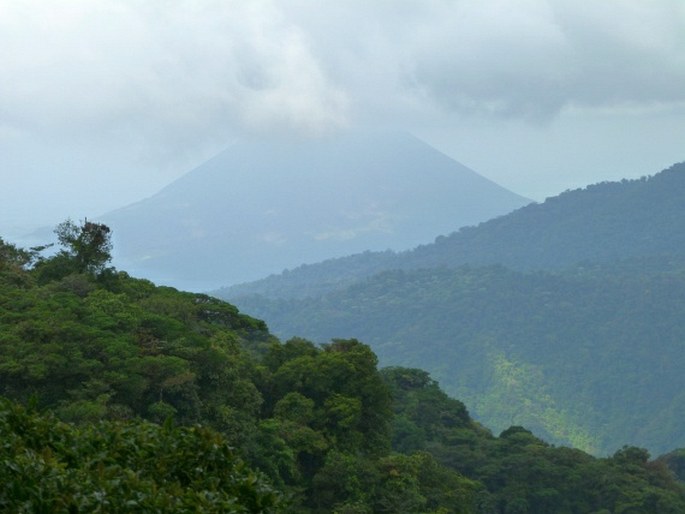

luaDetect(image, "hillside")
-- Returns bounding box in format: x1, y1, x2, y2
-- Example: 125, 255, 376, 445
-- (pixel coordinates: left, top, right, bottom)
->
231, 262, 685, 456
217, 161, 685, 300
217, 162, 685, 456
3, 227, 685, 512
100, 131, 528, 291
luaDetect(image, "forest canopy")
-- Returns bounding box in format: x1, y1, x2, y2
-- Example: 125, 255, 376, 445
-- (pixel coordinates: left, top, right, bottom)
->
2, 224, 685, 512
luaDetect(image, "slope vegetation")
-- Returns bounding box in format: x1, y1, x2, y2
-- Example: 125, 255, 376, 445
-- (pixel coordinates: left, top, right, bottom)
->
3, 230, 685, 512
219, 162, 685, 456
235, 262, 685, 455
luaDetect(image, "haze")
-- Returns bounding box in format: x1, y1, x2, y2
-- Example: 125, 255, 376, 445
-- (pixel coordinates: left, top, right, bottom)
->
1, 0, 684, 236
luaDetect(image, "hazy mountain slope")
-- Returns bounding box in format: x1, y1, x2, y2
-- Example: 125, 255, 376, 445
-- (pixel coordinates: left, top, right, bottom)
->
406, 161, 685, 270
217, 161, 685, 300
101, 131, 528, 291
234, 262, 685, 456
220, 161, 685, 456
221, 250, 404, 300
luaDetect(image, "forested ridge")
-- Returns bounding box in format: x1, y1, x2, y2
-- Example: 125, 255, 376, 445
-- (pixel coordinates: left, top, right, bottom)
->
218, 161, 685, 300
219, 163, 685, 457
3, 223, 685, 512
234, 262, 685, 456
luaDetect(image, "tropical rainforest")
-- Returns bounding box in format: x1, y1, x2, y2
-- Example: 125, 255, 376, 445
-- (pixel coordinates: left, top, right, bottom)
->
219, 162, 685, 457
3, 220, 685, 512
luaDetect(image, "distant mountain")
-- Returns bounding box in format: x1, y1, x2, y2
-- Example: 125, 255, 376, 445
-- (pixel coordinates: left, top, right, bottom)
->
216, 161, 685, 455
217, 161, 685, 300
100, 131, 529, 290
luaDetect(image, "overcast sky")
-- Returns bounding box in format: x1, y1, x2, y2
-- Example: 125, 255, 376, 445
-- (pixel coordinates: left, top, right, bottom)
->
2, 0, 684, 236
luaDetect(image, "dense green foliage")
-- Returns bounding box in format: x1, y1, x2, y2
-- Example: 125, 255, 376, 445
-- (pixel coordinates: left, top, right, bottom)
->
0, 399, 282, 512
383, 367, 685, 514
0, 257, 273, 432
3, 229, 685, 512
234, 263, 685, 455
220, 163, 685, 457
1, 234, 471, 511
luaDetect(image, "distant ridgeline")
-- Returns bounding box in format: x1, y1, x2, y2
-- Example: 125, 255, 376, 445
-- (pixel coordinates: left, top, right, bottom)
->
3, 225, 685, 512
100, 131, 529, 291
217, 162, 685, 456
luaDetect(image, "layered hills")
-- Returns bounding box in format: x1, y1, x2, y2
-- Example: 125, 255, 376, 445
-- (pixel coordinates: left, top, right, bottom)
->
3, 231, 685, 512
219, 161, 685, 300
100, 131, 529, 291
218, 162, 685, 455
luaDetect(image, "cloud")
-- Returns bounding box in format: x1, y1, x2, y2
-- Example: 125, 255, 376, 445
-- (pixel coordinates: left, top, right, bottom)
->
1, 0, 683, 152
399, 0, 685, 120
0, 0, 349, 151
284, 0, 685, 122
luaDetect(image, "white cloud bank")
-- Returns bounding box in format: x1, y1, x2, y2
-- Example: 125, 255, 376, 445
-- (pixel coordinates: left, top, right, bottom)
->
0, 0, 684, 228
0, 1, 349, 146
2, 1, 683, 140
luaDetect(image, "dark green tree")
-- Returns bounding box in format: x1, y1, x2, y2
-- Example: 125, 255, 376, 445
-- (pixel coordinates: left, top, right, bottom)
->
55, 218, 113, 274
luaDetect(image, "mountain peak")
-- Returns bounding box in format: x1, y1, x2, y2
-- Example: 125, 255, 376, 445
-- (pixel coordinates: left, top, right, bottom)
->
102, 131, 529, 290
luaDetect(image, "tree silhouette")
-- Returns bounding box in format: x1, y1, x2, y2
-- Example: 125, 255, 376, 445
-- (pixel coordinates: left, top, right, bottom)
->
55, 218, 112, 274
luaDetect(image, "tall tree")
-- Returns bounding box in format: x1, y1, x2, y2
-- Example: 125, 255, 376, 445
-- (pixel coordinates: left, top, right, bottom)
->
54, 218, 112, 274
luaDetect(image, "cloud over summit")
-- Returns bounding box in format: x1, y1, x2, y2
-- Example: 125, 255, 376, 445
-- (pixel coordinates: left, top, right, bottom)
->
2, 0, 684, 145
1, 0, 684, 230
